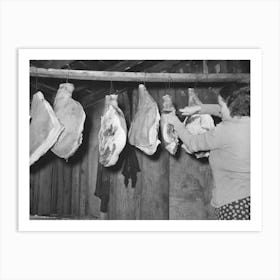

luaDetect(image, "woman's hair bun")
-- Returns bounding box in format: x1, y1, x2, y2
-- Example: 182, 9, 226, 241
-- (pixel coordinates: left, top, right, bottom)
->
219, 84, 250, 117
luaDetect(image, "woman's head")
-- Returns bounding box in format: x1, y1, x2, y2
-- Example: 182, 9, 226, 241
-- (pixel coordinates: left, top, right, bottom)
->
218, 84, 250, 119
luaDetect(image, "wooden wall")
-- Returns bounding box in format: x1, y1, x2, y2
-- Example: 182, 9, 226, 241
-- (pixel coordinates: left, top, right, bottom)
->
30, 85, 218, 220
30, 103, 103, 218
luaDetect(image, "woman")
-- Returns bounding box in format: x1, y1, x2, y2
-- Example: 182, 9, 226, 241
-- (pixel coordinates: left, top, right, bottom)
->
167, 85, 250, 220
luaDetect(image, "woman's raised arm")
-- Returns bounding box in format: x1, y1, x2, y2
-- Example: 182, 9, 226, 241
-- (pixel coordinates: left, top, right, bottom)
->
180, 104, 221, 118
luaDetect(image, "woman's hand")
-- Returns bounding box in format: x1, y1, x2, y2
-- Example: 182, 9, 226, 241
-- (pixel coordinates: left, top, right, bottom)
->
179, 105, 201, 116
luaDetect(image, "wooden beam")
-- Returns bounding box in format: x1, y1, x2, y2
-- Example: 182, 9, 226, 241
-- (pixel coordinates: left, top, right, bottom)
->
30, 67, 250, 83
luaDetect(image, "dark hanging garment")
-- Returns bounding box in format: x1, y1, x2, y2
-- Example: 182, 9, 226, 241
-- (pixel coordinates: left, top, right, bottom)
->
121, 143, 140, 188
94, 89, 141, 213
118, 90, 140, 188
95, 158, 111, 213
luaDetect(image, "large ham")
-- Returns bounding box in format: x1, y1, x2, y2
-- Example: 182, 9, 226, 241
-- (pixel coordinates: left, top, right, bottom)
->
160, 94, 179, 155
128, 84, 160, 155
98, 94, 127, 167
51, 83, 86, 160
30, 91, 64, 166
182, 88, 215, 158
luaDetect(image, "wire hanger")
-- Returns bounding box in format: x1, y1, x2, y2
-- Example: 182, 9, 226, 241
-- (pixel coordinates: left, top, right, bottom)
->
109, 79, 114, 95
35, 67, 38, 91
168, 76, 172, 91
144, 72, 147, 87
35, 76, 38, 92
66, 64, 71, 83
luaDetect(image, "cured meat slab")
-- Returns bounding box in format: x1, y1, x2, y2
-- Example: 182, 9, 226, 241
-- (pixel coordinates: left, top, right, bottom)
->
182, 88, 215, 158
98, 94, 127, 167
128, 84, 160, 155
30, 91, 64, 166
160, 94, 179, 155
51, 83, 86, 160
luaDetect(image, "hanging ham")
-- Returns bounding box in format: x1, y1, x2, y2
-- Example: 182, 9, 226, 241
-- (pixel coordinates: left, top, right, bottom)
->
98, 94, 127, 167
182, 88, 215, 158
128, 84, 160, 155
160, 94, 179, 155
30, 91, 64, 166
51, 83, 86, 160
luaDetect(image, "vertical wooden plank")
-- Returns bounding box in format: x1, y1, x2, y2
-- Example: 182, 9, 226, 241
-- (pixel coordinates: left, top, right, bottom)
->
169, 87, 215, 220
77, 111, 92, 218
157, 87, 171, 219
30, 168, 35, 215
232, 60, 250, 73
86, 104, 102, 218
202, 165, 216, 220
131, 88, 143, 220
203, 60, 208, 74
37, 154, 53, 216
56, 158, 65, 216
33, 167, 40, 215
79, 149, 88, 217
107, 91, 137, 220
62, 162, 72, 217
50, 158, 58, 216
138, 87, 169, 220
133, 150, 143, 220
191, 61, 203, 73
108, 164, 136, 220
207, 60, 227, 73
71, 159, 80, 217
239, 60, 250, 73
169, 154, 208, 220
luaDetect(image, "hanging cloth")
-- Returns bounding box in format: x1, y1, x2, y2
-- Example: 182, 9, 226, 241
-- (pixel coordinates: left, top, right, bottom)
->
95, 157, 111, 213
118, 90, 140, 188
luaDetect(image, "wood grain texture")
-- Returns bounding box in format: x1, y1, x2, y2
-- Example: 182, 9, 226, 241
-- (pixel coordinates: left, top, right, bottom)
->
136, 88, 169, 220
30, 85, 219, 220
107, 91, 136, 220
169, 87, 215, 219
56, 158, 65, 216
131, 88, 143, 220
30, 67, 250, 83
71, 157, 81, 217
30, 169, 35, 215
50, 158, 58, 215
62, 162, 72, 216
86, 105, 102, 218
37, 153, 53, 215
79, 150, 88, 217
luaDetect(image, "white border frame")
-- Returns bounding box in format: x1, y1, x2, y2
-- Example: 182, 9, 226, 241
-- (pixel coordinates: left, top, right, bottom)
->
18, 49, 262, 232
